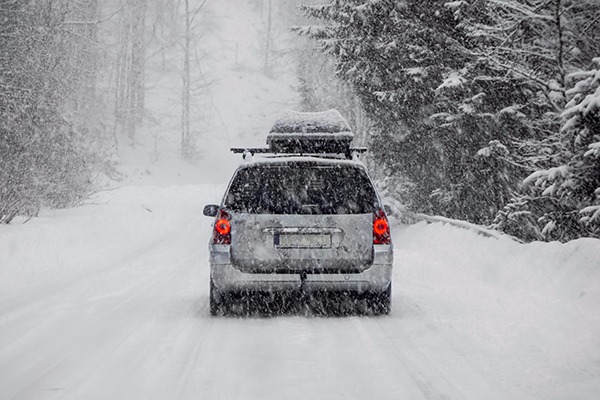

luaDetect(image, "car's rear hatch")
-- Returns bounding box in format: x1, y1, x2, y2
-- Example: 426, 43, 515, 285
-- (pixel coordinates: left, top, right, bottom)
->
230, 213, 373, 273
224, 160, 379, 273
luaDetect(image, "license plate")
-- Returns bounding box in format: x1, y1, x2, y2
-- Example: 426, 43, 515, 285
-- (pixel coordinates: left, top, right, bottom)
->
276, 233, 331, 249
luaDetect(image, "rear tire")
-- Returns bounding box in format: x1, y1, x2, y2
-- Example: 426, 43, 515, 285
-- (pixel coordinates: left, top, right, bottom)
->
209, 279, 224, 316
365, 284, 391, 315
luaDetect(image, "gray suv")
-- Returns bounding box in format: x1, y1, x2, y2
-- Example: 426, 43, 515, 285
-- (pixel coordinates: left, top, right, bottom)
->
203, 111, 393, 316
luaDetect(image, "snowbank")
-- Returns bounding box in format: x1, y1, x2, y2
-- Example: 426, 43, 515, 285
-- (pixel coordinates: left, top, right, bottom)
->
396, 221, 600, 399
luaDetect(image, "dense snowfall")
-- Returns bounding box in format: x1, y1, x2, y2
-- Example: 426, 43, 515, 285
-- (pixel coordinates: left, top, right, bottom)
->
1, 0, 600, 399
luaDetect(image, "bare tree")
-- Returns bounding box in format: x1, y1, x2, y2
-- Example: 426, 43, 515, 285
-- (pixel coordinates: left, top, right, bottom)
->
1, 0, 106, 223
115, 0, 147, 146
181, 0, 207, 159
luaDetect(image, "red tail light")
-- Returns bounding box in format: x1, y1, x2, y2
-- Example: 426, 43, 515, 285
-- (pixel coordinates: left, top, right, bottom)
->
373, 208, 391, 244
212, 209, 231, 245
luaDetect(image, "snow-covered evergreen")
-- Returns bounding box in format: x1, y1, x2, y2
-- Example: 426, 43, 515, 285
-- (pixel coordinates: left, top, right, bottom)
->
504, 59, 600, 240
470, 0, 600, 241
297, 0, 600, 241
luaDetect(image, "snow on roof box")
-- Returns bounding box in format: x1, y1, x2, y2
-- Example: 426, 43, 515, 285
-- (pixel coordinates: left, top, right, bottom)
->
267, 110, 354, 154
269, 109, 351, 133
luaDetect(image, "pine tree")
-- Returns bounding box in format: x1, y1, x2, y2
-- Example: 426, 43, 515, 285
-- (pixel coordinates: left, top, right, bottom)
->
296, 0, 529, 222
472, 0, 600, 240
500, 59, 600, 241
298, 0, 600, 240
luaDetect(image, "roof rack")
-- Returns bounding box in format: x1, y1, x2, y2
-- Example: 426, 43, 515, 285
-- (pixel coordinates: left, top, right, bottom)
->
230, 147, 367, 160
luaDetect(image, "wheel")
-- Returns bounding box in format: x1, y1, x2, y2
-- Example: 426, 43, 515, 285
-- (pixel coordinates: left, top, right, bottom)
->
209, 279, 225, 316
365, 284, 391, 315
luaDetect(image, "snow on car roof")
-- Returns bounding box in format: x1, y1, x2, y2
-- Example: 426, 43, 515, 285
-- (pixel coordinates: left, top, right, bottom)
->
269, 109, 352, 134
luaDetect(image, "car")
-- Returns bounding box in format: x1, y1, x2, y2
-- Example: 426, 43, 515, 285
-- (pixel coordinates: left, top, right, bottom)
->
203, 110, 393, 316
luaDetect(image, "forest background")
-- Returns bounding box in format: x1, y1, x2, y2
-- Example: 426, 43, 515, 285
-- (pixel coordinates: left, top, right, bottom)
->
1, 0, 599, 242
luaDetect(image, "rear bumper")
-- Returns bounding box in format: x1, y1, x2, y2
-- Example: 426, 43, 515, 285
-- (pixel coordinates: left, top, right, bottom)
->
209, 244, 393, 294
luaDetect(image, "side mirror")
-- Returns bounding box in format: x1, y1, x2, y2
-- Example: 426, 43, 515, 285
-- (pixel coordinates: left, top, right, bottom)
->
203, 204, 219, 217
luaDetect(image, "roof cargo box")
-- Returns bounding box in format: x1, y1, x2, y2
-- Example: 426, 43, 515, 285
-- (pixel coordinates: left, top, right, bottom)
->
267, 110, 353, 154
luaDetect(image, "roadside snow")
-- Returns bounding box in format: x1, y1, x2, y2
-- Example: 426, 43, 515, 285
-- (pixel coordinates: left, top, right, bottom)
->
396, 221, 600, 399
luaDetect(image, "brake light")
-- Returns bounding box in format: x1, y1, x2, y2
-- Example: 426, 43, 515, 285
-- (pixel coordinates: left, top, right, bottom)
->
373, 208, 390, 244
212, 209, 231, 244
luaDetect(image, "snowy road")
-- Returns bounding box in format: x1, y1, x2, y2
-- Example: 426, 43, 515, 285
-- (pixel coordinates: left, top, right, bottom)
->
1, 185, 599, 400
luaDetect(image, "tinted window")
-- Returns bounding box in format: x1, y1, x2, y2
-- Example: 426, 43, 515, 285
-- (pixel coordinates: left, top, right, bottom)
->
225, 163, 378, 214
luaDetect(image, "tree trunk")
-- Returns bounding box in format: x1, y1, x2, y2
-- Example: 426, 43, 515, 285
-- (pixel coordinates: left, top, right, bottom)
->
182, 0, 191, 158
115, 0, 146, 145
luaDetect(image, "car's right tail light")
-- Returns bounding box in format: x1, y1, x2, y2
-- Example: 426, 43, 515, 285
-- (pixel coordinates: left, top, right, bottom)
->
211, 209, 231, 245
373, 208, 391, 245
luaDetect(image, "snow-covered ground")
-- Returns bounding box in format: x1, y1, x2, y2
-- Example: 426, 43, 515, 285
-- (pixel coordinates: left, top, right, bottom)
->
1, 184, 599, 400
2, 0, 600, 399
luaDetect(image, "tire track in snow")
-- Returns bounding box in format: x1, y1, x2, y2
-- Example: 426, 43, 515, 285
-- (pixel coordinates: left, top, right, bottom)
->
0, 218, 193, 328
170, 315, 431, 400
3, 264, 179, 400
365, 312, 512, 400
53, 255, 210, 400
1, 219, 204, 399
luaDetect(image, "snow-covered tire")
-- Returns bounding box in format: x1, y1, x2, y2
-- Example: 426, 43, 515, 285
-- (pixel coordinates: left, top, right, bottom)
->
209, 279, 226, 316
365, 285, 391, 315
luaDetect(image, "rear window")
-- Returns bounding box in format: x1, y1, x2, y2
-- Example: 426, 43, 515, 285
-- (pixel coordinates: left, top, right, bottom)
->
224, 163, 379, 215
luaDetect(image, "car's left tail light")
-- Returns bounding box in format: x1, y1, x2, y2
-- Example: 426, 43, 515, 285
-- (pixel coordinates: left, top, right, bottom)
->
211, 209, 231, 245
373, 208, 391, 245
